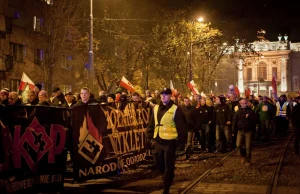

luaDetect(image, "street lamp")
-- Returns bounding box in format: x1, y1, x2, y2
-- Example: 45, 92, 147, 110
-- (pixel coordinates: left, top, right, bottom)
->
88, 0, 95, 92
189, 17, 204, 81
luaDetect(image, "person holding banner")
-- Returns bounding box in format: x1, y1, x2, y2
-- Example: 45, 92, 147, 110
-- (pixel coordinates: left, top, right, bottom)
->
147, 88, 187, 194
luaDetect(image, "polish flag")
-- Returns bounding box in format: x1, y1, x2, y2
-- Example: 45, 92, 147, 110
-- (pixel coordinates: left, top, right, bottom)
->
170, 80, 176, 97
234, 85, 240, 97
272, 75, 277, 98
187, 80, 199, 95
19, 73, 35, 91
120, 76, 135, 92
245, 87, 251, 98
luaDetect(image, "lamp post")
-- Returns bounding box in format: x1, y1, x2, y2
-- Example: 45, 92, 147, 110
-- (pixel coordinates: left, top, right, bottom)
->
88, 0, 95, 91
189, 17, 204, 81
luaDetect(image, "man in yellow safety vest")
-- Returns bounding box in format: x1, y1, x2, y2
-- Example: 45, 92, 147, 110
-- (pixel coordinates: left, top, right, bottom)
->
147, 88, 187, 194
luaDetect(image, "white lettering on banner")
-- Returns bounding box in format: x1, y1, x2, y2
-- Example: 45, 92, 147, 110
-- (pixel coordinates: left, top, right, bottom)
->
79, 163, 117, 178
101, 105, 151, 133
1, 173, 64, 193
108, 128, 146, 155
5, 178, 35, 192
125, 153, 146, 166
78, 152, 147, 178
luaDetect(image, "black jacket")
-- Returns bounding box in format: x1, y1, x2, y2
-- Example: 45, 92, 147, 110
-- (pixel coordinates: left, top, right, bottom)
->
180, 104, 196, 130
213, 103, 232, 125
52, 93, 66, 107
147, 100, 187, 144
195, 105, 213, 129
292, 103, 300, 128
232, 107, 257, 133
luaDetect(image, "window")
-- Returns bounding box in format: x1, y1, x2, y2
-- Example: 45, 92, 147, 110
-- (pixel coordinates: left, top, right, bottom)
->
41, 0, 53, 5
34, 49, 44, 65
272, 67, 277, 79
10, 79, 20, 92
33, 16, 44, 32
10, 43, 25, 62
247, 68, 252, 80
272, 45, 276, 50
5, 17, 13, 33
258, 66, 267, 80
60, 55, 73, 69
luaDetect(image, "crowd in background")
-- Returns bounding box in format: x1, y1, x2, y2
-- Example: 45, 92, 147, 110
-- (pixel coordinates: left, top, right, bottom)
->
0, 83, 300, 161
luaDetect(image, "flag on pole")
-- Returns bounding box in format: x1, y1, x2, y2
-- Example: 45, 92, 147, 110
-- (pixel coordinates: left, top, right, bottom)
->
170, 80, 176, 97
272, 75, 277, 98
119, 76, 135, 92
245, 87, 251, 98
187, 80, 200, 95
19, 72, 35, 91
234, 85, 240, 97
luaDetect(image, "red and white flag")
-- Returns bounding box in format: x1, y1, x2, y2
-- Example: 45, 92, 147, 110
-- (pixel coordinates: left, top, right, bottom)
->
245, 87, 251, 98
187, 80, 199, 95
170, 80, 176, 97
272, 75, 277, 98
120, 76, 135, 92
234, 85, 240, 97
19, 72, 35, 91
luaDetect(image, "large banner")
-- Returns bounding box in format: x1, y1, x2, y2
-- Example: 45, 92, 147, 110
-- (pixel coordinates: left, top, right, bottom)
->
0, 106, 67, 193
72, 102, 152, 181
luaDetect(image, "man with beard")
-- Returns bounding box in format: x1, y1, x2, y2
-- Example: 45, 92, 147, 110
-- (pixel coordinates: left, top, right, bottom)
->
147, 88, 187, 194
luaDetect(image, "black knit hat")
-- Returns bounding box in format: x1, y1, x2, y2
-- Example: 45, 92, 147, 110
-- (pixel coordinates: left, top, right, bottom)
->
107, 93, 116, 101
35, 83, 42, 91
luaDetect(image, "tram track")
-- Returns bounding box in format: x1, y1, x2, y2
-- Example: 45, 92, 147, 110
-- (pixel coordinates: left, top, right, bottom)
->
180, 134, 293, 194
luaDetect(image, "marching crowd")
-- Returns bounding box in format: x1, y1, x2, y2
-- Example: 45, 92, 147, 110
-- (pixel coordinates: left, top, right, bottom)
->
1, 83, 300, 194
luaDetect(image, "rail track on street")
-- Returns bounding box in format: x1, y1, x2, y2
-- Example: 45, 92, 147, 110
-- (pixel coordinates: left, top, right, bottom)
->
180, 133, 293, 194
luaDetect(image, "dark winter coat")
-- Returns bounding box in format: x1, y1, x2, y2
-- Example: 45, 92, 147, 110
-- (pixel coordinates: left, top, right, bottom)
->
180, 104, 196, 131
232, 107, 257, 133
213, 103, 232, 125
195, 105, 213, 129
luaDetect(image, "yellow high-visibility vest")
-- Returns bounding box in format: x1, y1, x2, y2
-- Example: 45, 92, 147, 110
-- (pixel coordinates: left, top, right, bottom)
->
153, 104, 178, 140
276, 101, 289, 117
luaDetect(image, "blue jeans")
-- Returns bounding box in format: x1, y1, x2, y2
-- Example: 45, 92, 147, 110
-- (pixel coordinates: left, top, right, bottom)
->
216, 124, 230, 151
236, 131, 252, 162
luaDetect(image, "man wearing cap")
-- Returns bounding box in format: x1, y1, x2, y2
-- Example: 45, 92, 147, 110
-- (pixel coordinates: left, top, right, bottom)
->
51, 87, 66, 107
147, 88, 187, 194
62, 92, 77, 108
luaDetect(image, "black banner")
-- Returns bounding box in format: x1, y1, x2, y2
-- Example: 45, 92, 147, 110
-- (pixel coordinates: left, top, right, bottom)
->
72, 102, 152, 181
0, 106, 67, 193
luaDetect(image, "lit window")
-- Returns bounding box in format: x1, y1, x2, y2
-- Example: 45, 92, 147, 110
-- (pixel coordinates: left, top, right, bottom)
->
33, 16, 44, 32
34, 49, 44, 65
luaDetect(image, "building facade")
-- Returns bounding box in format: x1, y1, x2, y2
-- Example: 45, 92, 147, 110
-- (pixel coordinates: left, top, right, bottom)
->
0, 0, 85, 94
218, 30, 300, 97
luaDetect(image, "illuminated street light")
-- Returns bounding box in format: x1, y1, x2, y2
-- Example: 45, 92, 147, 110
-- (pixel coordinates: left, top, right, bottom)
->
189, 16, 204, 81
197, 17, 204, 22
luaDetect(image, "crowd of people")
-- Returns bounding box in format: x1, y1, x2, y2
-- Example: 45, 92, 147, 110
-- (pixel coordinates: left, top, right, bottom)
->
0, 83, 300, 194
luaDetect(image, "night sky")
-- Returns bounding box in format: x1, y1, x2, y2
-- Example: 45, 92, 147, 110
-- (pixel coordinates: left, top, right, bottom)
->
94, 0, 300, 42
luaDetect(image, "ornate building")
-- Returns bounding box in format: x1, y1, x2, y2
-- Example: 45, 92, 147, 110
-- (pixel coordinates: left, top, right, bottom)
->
218, 30, 300, 97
